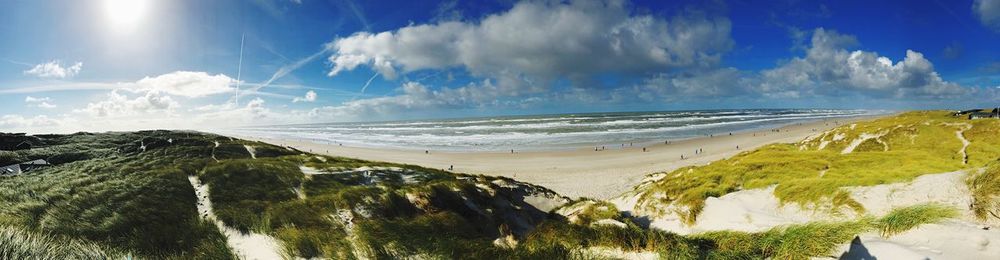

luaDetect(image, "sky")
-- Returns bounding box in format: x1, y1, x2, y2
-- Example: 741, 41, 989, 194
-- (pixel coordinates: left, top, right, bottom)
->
1, 0, 999, 133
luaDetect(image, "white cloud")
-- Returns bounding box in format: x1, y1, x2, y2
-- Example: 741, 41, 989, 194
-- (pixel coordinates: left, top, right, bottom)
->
326, 0, 732, 84
292, 90, 317, 102
24, 96, 57, 109
23, 60, 83, 79
759, 28, 968, 99
974, 0, 1000, 31
635, 68, 753, 100
0, 115, 61, 130
75, 89, 178, 117
134, 71, 236, 97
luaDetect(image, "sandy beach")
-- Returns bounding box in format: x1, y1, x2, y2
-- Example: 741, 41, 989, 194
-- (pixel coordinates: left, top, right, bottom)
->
241, 115, 883, 200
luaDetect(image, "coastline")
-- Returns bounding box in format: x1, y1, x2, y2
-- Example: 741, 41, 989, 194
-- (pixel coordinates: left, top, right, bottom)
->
236, 115, 886, 200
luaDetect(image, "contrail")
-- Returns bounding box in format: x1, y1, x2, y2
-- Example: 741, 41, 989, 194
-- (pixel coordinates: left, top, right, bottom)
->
361, 72, 379, 94
352, 72, 380, 101
245, 48, 328, 96
235, 33, 245, 106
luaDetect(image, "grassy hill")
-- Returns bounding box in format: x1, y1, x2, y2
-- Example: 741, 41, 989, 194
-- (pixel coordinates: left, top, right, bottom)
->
630, 111, 1000, 224
0, 129, 962, 259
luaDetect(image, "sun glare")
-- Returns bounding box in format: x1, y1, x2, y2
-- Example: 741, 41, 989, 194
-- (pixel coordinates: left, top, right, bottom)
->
103, 0, 149, 31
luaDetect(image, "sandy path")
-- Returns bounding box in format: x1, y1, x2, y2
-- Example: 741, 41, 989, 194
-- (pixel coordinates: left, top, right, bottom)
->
188, 176, 283, 260
235, 116, 880, 200
956, 124, 971, 164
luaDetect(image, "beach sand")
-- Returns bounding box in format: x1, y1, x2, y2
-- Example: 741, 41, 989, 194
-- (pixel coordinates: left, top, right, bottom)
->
238, 116, 882, 200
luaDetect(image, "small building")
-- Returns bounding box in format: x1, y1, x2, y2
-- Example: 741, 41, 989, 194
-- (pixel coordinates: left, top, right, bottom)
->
1, 133, 38, 151
0, 159, 50, 177
969, 107, 1000, 120
0, 164, 20, 176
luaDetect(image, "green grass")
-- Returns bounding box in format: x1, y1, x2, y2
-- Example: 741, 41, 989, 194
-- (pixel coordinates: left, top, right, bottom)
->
689, 203, 955, 259
635, 111, 998, 224
0, 128, 972, 259
0, 131, 250, 258
556, 199, 623, 225
872, 203, 956, 238
968, 161, 1000, 221
200, 158, 304, 233
0, 225, 124, 260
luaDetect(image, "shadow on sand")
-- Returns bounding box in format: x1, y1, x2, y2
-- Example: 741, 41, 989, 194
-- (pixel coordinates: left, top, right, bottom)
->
839, 236, 876, 260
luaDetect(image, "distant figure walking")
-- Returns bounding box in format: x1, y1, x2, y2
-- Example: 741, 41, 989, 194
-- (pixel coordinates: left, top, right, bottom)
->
449, 165, 453, 171
642, 147, 646, 152
681, 155, 685, 159
425, 150, 429, 154
736, 145, 739, 150
511, 149, 514, 154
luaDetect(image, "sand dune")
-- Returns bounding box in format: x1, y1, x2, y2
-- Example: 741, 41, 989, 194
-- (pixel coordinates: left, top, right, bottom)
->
239, 116, 880, 200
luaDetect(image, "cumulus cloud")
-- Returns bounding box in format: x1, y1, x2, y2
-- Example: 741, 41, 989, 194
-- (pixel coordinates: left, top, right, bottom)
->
292, 90, 318, 103
326, 0, 732, 84
759, 28, 968, 99
23, 60, 83, 79
134, 71, 236, 97
75, 89, 178, 117
974, 0, 1000, 31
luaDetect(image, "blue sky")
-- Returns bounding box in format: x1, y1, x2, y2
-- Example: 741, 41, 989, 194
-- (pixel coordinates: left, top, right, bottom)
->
1, 0, 999, 133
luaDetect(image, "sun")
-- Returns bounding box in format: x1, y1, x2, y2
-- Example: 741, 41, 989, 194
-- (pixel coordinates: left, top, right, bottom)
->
104, 0, 150, 31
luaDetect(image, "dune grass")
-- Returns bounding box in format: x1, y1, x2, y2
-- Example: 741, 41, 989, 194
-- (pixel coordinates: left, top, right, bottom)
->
635, 111, 997, 224
518, 203, 955, 259
0, 131, 266, 258
0, 128, 972, 259
968, 161, 1000, 221
0, 225, 125, 260
872, 203, 957, 238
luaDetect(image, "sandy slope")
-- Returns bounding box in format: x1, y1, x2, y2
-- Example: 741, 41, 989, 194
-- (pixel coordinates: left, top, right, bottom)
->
238, 116, 879, 200
613, 171, 1000, 259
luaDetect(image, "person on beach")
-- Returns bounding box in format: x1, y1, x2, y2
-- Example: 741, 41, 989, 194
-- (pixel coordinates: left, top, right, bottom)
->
642, 147, 646, 152
511, 149, 514, 154
449, 165, 453, 171
681, 154, 685, 159
425, 150, 429, 154
736, 145, 739, 150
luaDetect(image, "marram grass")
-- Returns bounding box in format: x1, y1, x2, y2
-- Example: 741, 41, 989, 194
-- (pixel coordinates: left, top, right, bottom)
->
872, 203, 957, 238
967, 161, 1000, 221
0, 225, 124, 260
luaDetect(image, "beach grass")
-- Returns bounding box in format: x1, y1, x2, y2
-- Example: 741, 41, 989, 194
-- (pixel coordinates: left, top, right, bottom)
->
0, 131, 262, 258
635, 111, 998, 224
872, 203, 957, 238
0, 125, 974, 259
968, 160, 1000, 221
0, 225, 125, 260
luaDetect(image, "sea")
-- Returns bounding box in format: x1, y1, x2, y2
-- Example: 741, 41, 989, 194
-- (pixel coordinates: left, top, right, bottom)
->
226, 109, 882, 151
